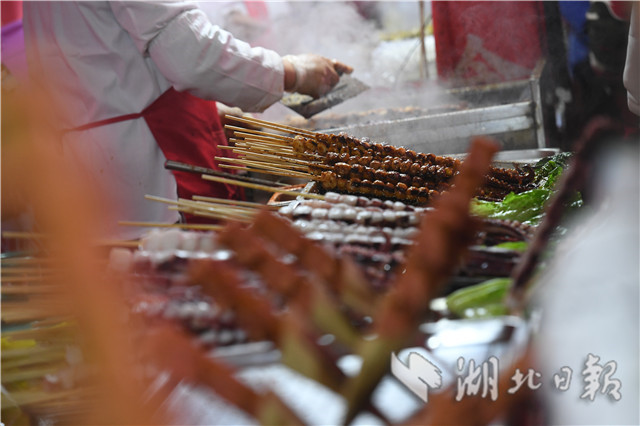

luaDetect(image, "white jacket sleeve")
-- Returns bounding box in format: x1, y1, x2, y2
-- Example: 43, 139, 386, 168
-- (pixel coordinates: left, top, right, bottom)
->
109, 1, 284, 112
623, 3, 639, 116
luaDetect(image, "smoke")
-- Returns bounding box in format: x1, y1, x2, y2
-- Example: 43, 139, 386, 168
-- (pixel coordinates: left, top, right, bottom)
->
199, 1, 456, 128
266, 2, 379, 82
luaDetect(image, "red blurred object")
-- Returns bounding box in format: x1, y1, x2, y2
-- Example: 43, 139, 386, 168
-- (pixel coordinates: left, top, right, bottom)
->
607, 1, 634, 21
243, 0, 268, 19
1, 1, 22, 26
432, 1, 546, 87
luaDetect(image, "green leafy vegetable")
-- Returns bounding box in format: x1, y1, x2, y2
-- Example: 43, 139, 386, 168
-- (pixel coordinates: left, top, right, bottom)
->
446, 278, 512, 319
533, 152, 571, 190
492, 241, 528, 252
472, 189, 551, 225
472, 153, 582, 226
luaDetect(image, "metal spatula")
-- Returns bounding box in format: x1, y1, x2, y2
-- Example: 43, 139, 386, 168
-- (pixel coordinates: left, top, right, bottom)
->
281, 74, 369, 118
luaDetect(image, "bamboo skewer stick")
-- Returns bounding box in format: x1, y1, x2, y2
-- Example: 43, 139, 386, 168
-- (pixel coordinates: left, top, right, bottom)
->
228, 143, 293, 155
1, 276, 57, 283
1, 322, 75, 340
215, 155, 302, 172
2, 310, 69, 324
220, 164, 311, 180
2, 364, 71, 384
228, 151, 310, 171
2, 344, 69, 360
1, 257, 55, 265
2, 231, 50, 239
236, 143, 295, 157
2, 267, 58, 275
225, 148, 301, 166
27, 395, 96, 411
234, 143, 295, 157
180, 198, 256, 217
268, 155, 330, 169
2, 388, 92, 408
225, 114, 317, 137
240, 141, 324, 162
240, 139, 295, 152
225, 126, 295, 142
97, 239, 140, 248
164, 159, 288, 187
1, 232, 138, 248
201, 174, 325, 200
176, 198, 256, 218
189, 198, 258, 212
231, 138, 320, 161
168, 206, 253, 223
118, 221, 223, 231
144, 194, 185, 206
232, 133, 295, 146
26, 317, 75, 329
214, 157, 312, 179
219, 152, 328, 178
190, 205, 254, 218
241, 157, 309, 173
192, 195, 278, 210
233, 138, 292, 151
219, 164, 304, 179
239, 142, 295, 154
145, 195, 255, 222
3, 296, 70, 307
236, 135, 295, 147
1, 285, 65, 295
2, 351, 67, 370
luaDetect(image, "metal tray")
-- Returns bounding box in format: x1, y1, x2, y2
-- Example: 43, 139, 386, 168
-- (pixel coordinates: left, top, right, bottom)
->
448, 148, 560, 168
318, 60, 548, 155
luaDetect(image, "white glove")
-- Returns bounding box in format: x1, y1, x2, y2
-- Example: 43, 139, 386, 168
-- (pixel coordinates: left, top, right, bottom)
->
216, 102, 257, 142
282, 54, 352, 98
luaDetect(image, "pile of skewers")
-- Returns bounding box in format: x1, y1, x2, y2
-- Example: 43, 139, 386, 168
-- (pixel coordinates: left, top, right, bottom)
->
135, 136, 536, 424
2, 136, 544, 425
1, 254, 94, 424
135, 184, 534, 292
214, 115, 536, 204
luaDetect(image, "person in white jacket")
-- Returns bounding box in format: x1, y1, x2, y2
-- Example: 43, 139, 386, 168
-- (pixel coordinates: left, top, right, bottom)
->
22, 1, 350, 239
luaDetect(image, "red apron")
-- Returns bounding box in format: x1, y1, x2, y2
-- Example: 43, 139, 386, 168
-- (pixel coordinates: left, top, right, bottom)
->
70, 88, 243, 223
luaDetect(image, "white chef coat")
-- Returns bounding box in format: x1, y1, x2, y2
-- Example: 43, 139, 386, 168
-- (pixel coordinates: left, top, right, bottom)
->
23, 1, 285, 240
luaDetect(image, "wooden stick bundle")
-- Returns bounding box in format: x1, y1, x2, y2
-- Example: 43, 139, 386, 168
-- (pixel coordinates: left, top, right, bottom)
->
1, 232, 138, 248
225, 149, 309, 171
1, 285, 65, 295
215, 157, 311, 180
145, 195, 256, 223
192, 195, 279, 209
225, 115, 316, 137
2, 266, 57, 276
201, 174, 324, 200
118, 221, 223, 231
227, 127, 295, 144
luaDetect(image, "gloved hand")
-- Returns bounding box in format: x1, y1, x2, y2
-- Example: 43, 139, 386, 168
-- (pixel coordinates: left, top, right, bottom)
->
216, 102, 259, 142
282, 54, 353, 98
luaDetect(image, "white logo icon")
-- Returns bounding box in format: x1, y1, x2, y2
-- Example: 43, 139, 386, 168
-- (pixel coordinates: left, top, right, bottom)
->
390, 351, 442, 402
